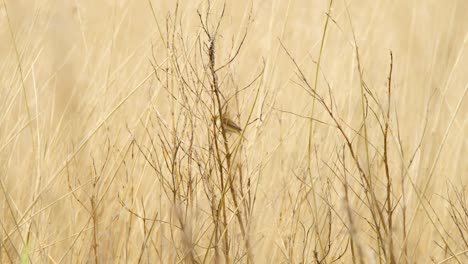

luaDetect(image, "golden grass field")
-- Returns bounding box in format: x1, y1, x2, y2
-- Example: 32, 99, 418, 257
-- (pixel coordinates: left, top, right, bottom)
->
0, 0, 467, 263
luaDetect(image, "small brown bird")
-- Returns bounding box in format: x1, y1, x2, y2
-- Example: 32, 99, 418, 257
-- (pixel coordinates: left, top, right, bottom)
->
214, 115, 242, 134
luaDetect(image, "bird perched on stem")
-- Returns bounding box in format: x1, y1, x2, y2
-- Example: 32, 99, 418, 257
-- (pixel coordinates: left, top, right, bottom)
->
214, 115, 242, 134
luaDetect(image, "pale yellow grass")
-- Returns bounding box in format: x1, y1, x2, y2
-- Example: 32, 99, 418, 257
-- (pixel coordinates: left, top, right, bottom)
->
0, 0, 466, 263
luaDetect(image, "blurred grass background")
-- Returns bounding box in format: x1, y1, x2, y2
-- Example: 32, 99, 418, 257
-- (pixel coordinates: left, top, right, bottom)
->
0, 0, 466, 263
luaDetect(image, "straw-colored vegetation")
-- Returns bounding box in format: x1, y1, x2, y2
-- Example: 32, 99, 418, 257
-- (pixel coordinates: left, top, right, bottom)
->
1, 0, 467, 263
